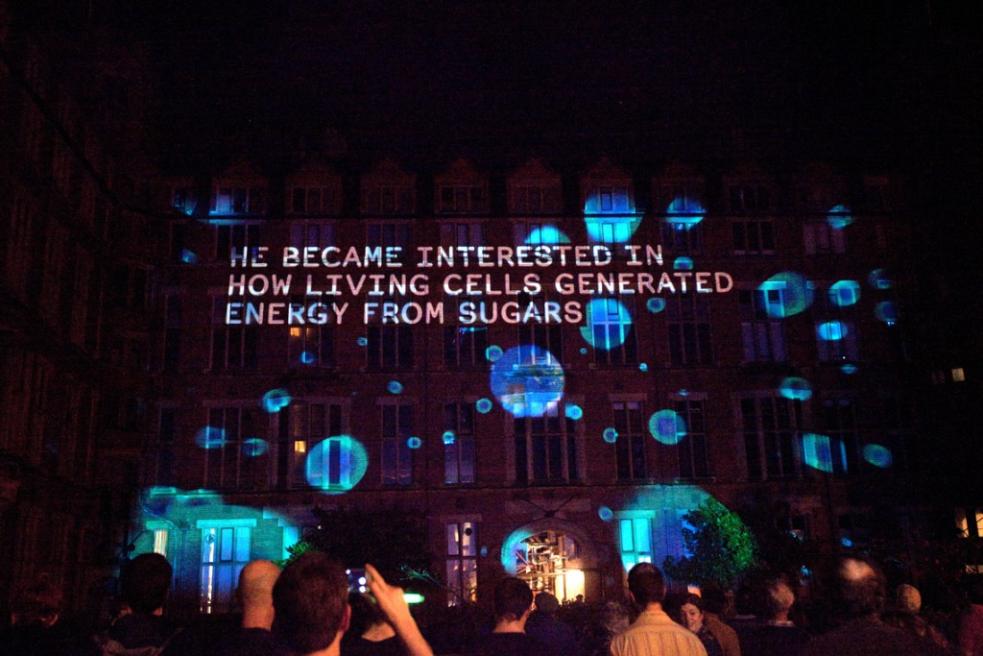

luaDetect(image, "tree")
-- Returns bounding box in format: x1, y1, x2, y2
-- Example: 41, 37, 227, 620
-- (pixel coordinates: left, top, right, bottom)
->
663, 497, 757, 589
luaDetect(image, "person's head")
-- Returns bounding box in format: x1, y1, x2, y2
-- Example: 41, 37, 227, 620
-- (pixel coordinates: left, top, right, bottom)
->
834, 556, 886, 619
121, 553, 172, 615
895, 583, 921, 614
679, 594, 705, 632
534, 592, 559, 615
764, 579, 795, 620
10, 573, 62, 627
273, 553, 350, 655
238, 560, 281, 628
347, 591, 387, 637
700, 583, 727, 616
493, 577, 533, 624
627, 563, 666, 609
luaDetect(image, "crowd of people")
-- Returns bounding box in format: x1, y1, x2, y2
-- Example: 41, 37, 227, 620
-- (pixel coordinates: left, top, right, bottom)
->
2, 551, 982, 655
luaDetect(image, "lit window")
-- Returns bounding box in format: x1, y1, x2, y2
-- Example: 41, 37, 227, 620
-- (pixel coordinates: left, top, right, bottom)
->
444, 403, 476, 485
952, 368, 966, 382
613, 401, 646, 481
294, 440, 306, 454
619, 517, 653, 570
153, 529, 168, 556
199, 524, 251, 614
446, 521, 478, 605
381, 404, 413, 486
956, 508, 969, 538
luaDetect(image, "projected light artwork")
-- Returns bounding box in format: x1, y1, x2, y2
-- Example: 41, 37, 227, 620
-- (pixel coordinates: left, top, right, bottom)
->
485, 345, 504, 362
195, 426, 227, 449
602, 427, 619, 443
524, 225, 571, 245
180, 249, 198, 264
580, 298, 633, 350
356, 337, 368, 346
299, 351, 316, 365
262, 389, 292, 413
305, 435, 369, 493
565, 404, 583, 421
829, 280, 861, 307
387, 380, 404, 395
758, 272, 815, 318
584, 191, 640, 243
476, 398, 493, 414
778, 377, 813, 402
406, 436, 422, 449
489, 345, 565, 417
579, 347, 588, 355
841, 536, 854, 548
863, 444, 893, 468
875, 301, 898, 326
242, 438, 269, 457
826, 204, 853, 229
442, 431, 456, 445
639, 362, 648, 372
841, 363, 859, 375
598, 506, 614, 522
648, 409, 686, 445
673, 256, 694, 271
868, 269, 893, 290
646, 297, 666, 314
666, 197, 705, 231
801, 433, 845, 473
817, 321, 848, 341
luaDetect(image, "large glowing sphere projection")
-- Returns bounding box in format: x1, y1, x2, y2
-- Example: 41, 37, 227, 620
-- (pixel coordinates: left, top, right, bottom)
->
666, 197, 705, 231
758, 272, 815, 318
489, 345, 565, 418
579, 298, 633, 350
524, 225, 571, 245
648, 409, 687, 445
195, 426, 227, 449
817, 321, 848, 341
826, 204, 853, 229
829, 280, 861, 307
801, 433, 846, 473
875, 301, 899, 326
868, 269, 893, 290
242, 438, 269, 457
646, 297, 666, 314
262, 389, 292, 413
584, 191, 640, 243
305, 435, 369, 493
778, 377, 812, 402
863, 444, 893, 468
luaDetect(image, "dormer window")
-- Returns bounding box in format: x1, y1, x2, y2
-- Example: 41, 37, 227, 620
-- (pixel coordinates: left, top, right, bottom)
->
438, 185, 487, 214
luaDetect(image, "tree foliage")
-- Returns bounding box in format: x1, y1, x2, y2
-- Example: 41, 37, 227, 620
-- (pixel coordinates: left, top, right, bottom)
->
663, 498, 757, 588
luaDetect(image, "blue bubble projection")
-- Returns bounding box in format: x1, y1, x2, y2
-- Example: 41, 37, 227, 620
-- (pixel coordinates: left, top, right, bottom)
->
305, 435, 369, 493
195, 426, 227, 449
673, 256, 694, 271
639, 362, 649, 372
442, 430, 456, 445
579, 347, 588, 355
525, 225, 571, 245
840, 363, 859, 375
602, 427, 619, 443
180, 249, 198, 265
476, 398, 493, 414
817, 321, 849, 341
242, 438, 269, 457
875, 301, 898, 326
646, 297, 667, 314
356, 336, 368, 346
387, 380, 404, 395
863, 444, 893, 468
598, 506, 615, 522
579, 298, 633, 350
262, 389, 292, 413
758, 272, 815, 318
485, 345, 504, 362
840, 536, 854, 548
300, 351, 317, 365
406, 436, 422, 449
648, 409, 687, 445
826, 204, 853, 229
489, 345, 565, 418
829, 280, 861, 307
801, 433, 847, 473
666, 197, 706, 231
584, 191, 641, 243
565, 404, 583, 421
778, 377, 813, 402
868, 269, 893, 290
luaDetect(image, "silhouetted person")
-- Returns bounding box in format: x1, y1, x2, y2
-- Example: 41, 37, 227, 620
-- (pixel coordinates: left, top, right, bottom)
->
801, 557, 946, 656
882, 583, 950, 652
342, 591, 404, 656
0, 573, 98, 656
959, 579, 983, 656
610, 563, 707, 656
678, 594, 723, 656
100, 553, 182, 655
226, 560, 281, 656
526, 592, 578, 655
699, 585, 740, 656
467, 577, 553, 656
738, 578, 808, 656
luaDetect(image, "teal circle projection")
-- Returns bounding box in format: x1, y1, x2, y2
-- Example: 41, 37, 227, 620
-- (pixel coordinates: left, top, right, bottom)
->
195, 426, 226, 449
580, 298, 633, 350
666, 197, 705, 231
598, 506, 614, 522
673, 256, 694, 271
758, 272, 815, 318
300, 351, 316, 364
863, 444, 893, 468
646, 297, 666, 314
841, 363, 859, 375
565, 404, 583, 421
778, 377, 812, 402
442, 431, 456, 445
242, 438, 269, 457
525, 225, 571, 245
489, 345, 565, 418
817, 321, 848, 341
583, 192, 640, 243
639, 362, 648, 372
868, 269, 893, 290
406, 436, 422, 449
476, 398, 493, 414
485, 345, 504, 362
648, 409, 687, 445
829, 280, 860, 307
579, 347, 588, 355
387, 380, 404, 395
602, 427, 618, 443
305, 435, 368, 493
262, 389, 292, 413
875, 301, 898, 326
356, 336, 368, 346
826, 204, 853, 229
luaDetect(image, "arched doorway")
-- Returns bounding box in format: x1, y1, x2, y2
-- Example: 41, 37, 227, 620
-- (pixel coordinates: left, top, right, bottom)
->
501, 519, 597, 602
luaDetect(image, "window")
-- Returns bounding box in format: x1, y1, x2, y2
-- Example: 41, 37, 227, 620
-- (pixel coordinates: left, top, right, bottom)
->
511, 185, 561, 214
675, 398, 709, 479
741, 396, 800, 480
588, 297, 637, 365
210, 297, 258, 370
156, 407, 175, 486
438, 185, 487, 213
366, 323, 413, 370
171, 187, 196, 216
661, 218, 703, 254
732, 219, 775, 254
204, 406, 266, 489
363, 185, 414, 215
619, 517, 653, 570
738, 289, 787, 362
210, 186, 265, 215
513, 220, 568, 246
820, 397, 857, 474
952, 368, 966, 383
284, 402, 342, 488
444, 322, 487, 369
199, 522, 252, 613
367, 222, 411, 250
381, 404, 413, 486
444, 403, 476, 485
815, 295, 859, 363
518, 319, 563, 364
439, 222, 485, 248
215, 223, 261, 261
587, 185, 631, 213
291, 186, 336, 215
290, 223, 335, 250
446, 521, 478, 605
153, 529, 168, 556
729, 185, 770, 212
804, 222, 846, 255
667, 295, 713, 366
613, 401, 646, 480
513, 404, 579, 484
163, 295, 182, 371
